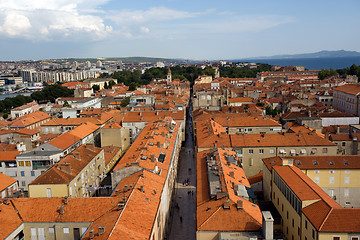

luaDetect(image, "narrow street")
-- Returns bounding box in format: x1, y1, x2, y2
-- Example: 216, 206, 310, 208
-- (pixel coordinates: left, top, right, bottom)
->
167, 95, 196, 240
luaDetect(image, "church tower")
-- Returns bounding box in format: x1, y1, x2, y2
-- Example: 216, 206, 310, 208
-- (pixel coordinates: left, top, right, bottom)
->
167, 67, 172, 84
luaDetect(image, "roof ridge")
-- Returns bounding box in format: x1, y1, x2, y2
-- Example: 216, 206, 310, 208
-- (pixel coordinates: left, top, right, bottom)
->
197, 204, 223, 230
318, 206, 333, 231
107, 171, 143, 239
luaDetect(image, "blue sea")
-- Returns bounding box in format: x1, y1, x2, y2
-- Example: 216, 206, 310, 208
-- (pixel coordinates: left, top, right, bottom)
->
240, 57, 360, 70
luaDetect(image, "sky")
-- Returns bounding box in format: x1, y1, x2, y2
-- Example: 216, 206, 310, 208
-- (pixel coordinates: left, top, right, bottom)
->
0, 0, 360, 61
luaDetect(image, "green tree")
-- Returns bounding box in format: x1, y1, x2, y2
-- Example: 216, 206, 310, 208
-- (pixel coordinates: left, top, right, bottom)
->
2, 113, 8, 119
63, 100, 70, 107
128, 82, 137, 91
120, 97, 130, 107
92, 84, 100, 92
108, 80, 116, 89
318, 68, 338, 80
104, 82, 108, 89
31, 85, 74, 103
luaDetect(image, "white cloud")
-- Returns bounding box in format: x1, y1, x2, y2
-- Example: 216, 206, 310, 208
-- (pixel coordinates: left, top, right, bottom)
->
0, 0, 112, 40
1, 13, 31, 36
140, 26, 150, 33
108, 7, 204, 26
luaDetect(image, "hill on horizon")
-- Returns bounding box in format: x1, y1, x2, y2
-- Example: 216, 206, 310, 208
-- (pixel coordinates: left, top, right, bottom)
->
241, 50, 360, 60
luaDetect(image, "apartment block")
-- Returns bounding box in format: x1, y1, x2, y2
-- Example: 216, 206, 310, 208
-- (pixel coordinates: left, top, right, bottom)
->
28, 144, 105, 198
263, 155, 360, 207
263, 160, 360, 240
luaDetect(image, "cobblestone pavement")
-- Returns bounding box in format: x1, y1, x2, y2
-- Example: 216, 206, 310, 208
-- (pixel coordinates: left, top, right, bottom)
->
167, 100, 196, 240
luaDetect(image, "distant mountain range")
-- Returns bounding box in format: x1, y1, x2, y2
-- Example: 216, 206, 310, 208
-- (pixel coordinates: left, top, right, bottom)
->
244, 50, 360, 60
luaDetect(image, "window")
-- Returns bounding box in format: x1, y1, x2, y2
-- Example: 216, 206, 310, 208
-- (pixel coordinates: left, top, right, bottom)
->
287, 211, 289, 219
21, 181, 26, 186
329, 177, 335, 184
344, 188, 349, 197
25, 161, 31, 166
49, 227, 55, 234
47, 188, 52, 197
314, 177, 320, 184
333, 237, 340, 240
311, 148, 317, 154
305, 220, 308, 229
330, 170, 335, 174
312, 229, 315, 239
19, 161, 25, 167
38, 228, 45, 240
270, 149, 275, 154
249, 158, 253, 166
31, 228, 37, 240
345, 170, 350, 174
259, 149, 264, 154
292, 218, 294, 227
63, 227, 70, 234
345, 177, 350, 184
31, 171, 35, 177
248, 149, 254, 154
20, 171, 25, 177
342, 142, 346, 147
314, 170, 320, 174
322, 148, 328, 153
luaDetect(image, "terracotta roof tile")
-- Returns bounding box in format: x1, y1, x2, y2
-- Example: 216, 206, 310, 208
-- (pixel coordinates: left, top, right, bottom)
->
0, 173, 17, 192
48, 132, 81, 150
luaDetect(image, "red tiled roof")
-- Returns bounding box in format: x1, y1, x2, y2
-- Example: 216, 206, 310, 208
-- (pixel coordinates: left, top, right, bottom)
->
0, 173, 17, 191
48, 132, 81, 150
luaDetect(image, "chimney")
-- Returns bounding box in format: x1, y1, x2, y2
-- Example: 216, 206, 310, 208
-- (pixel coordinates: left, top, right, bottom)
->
64, 196, 68, 205
3, 198, 9, 205
150, 154, 155, 162
156, 141, 161, 147
98, 226, 105, 235
89, 229, 95, 239
262, 211, 274, 240
325, 131, 330, 140
298, 130, 302, 137
59, 205, 64, 215
337, 126, 340, 134
223, 199, 230, 209
123, 185, 128, 192
122, 196, 127, 202
140, 185, 144, 192
229, 171, 235, 178
237, 200, 243, 209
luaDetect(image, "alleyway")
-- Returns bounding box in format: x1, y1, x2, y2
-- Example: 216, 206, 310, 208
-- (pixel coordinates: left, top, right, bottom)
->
167, 95, 196, 240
